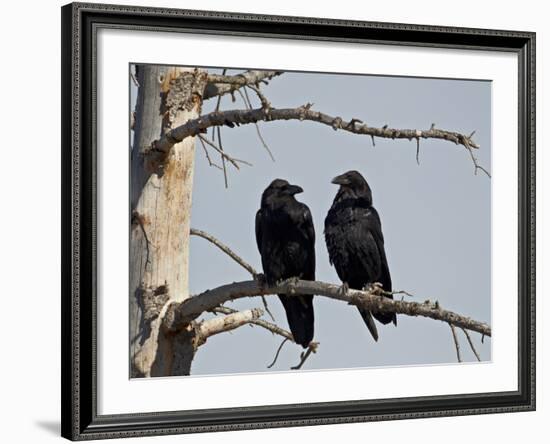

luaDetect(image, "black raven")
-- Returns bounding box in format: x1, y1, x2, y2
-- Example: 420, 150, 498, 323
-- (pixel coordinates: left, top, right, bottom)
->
324, 170, 396, 341
255, 179, 316, 348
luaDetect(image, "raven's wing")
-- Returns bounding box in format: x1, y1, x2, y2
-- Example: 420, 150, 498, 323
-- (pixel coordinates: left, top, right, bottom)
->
255, 208, 263, 255
332, 206, 383, 286
363, 207, 396, 325
364, 207, 392, 292
335, 205, 395, 331
350, 225, 384, 286
277, 202, 316, 348
301, 204, 315, 244
298, 203, 316, 280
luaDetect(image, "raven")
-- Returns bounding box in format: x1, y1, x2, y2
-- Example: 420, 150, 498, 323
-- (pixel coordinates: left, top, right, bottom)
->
324, 170, 396, 341
255, 179, 316, 348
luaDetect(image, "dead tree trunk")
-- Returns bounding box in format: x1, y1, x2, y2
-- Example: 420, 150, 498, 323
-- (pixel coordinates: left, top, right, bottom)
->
130, 66, 207, 377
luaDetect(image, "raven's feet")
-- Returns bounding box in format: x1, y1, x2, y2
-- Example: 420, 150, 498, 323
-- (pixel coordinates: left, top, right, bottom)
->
289, 276, 301, 285
277, 276, 300, 294
364, 282, 384, 295
277, 276, 300, 286
339, 282, 350, 296
254, 272, 267, 287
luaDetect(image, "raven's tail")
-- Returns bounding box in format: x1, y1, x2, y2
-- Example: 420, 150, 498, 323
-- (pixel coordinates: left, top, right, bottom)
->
358, 293, 397, 341
372, 309, 397, 325
358, 308, 379, 341
278, 294, 314, 348
372, 293, 397, 326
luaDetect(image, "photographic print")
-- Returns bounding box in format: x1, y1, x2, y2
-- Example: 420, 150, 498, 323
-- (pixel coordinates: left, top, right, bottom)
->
63, 4, 535, 439
129, 65, 491, 378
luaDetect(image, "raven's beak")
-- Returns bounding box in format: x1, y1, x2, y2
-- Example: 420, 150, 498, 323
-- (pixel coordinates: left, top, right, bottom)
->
287, 184, 304, 195
331, 174, 349, 185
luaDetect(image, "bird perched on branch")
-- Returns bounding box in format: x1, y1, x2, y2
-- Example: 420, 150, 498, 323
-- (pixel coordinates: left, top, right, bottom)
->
324, 170, 396, 341
255, 179, 316, 348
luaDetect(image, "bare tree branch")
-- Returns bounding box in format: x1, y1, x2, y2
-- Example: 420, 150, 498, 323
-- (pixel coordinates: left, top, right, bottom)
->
241, 87, 275, 161
247, 84, 272, 111
190, 228, 275, 321
211, 76, 229, 187
163, 279, 492, 339
190, 228, 258, 276
211, 306, 312, 369
150, 105, 485, 174
197, 135, 252, 169
464, 138, 491, 178
291, 341, 319, 370
198, 136, 223, 170
210, 306, 292, 341
203, 70, 283, 100
267, 338, 290, 369
196, 308, 265, 344
449, 323, 462, 362
461, 327, 482, 362
130, 70, 139, 87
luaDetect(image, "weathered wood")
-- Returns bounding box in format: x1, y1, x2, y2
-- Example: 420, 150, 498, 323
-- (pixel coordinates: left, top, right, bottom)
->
203, 70, 282, 100
196, 308, 265, 346
130, 66, 207, 377
151, 106, 481, 156
163, 279, 492, 338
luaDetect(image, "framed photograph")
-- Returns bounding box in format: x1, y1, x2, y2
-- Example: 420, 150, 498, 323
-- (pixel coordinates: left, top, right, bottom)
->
61, 2, 535, 440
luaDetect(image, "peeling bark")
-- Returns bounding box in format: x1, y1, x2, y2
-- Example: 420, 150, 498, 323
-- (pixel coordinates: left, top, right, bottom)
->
203, 70, 282, 100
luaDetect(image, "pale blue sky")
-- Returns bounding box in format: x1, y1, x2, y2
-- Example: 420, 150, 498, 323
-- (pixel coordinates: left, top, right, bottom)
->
131, 67, 491, 376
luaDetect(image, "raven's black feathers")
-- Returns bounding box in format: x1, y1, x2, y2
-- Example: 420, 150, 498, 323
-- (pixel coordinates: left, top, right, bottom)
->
324, 170, 396, 341
255, 179, 316, 348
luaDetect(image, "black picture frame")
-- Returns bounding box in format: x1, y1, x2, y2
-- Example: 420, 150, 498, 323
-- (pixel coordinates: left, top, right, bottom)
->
61, 2, 536, 440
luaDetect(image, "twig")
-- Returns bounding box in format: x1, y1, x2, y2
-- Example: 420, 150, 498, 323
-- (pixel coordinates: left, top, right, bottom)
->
190, 228, 257, 276
391, 290, 415, 298
130, 71, 140, 87
449, 323, 462, 363
240, 87, 275, 161
207, 71, 282, 85
465, 143, 492, 178
461, 327, 482, 362
291, 341, 319, 370
212, 70, 229, 188
203, 70, 283, 100
216, 127, 229, 188
260, 295, 276, 322
463, 132, 490, 177
237, 88, 248, 107
267, 338, 290, 369
197, 135, 252, 169
212, 74, 225, 118
190, 228, 276, 321
198, 136, 223, 170
247, 84, 271, 111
